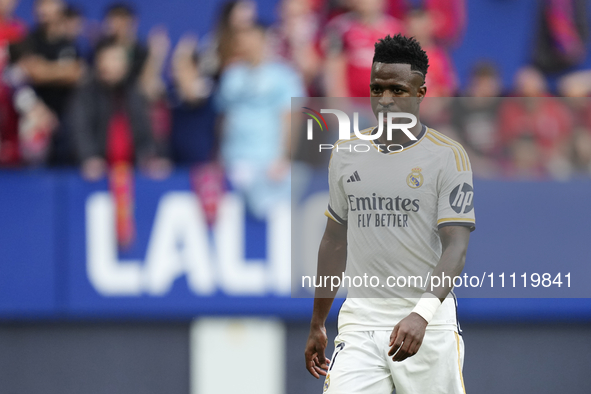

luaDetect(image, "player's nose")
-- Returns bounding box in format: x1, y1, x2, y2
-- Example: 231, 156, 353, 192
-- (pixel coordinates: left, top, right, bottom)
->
378, 91, 395, 108
377, 101, 396, 113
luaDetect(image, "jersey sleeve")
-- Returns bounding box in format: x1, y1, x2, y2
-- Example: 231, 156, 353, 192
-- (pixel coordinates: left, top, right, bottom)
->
325, 151, 348, 225
437, 149, 476, 231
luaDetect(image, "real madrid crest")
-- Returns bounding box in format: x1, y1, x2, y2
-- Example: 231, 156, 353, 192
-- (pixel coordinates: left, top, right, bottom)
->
406, 167, 423, 188
323, 374, 330, 392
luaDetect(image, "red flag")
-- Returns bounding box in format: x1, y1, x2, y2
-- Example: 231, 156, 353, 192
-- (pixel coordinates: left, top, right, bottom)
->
109, 162, 135, 248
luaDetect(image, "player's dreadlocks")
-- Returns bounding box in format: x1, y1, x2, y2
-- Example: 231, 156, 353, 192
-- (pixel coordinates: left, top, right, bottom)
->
373, 34, 429, 78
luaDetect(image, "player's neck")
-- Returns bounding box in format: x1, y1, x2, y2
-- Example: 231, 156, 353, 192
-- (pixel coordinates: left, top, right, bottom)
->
375, 122, 423, 148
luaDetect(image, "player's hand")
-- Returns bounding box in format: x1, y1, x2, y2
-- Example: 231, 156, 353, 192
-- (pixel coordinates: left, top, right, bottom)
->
304, 325, 331, 379
388, 312, 428, 362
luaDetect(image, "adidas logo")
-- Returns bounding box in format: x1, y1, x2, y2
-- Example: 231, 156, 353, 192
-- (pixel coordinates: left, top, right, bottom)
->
346, 171, 361, 183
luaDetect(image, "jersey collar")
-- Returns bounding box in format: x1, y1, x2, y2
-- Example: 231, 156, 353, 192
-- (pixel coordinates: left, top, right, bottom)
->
371, 124, 427, 154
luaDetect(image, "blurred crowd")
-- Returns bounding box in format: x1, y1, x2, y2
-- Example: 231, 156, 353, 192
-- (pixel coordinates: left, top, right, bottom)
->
2, 0, 591, 198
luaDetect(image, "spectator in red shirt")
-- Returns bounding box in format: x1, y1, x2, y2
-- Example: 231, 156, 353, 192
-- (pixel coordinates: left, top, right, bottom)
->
499, 68, 574, 179
322, 0, 404, 97
500, 100, 572, 153
405, 8, 458, 97
386, 0, 466, 47
268, 0, 321, 95
501, 67, 568, 155
0, 0, 25, 63
0, 0, 27, 166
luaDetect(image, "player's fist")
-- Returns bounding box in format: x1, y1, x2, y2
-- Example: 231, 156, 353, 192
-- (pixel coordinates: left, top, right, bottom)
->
388, 312, 428, 362
304, 325, 330, 379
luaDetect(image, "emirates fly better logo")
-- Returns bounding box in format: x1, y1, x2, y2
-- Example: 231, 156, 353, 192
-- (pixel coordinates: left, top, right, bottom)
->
303, 107, 418, 153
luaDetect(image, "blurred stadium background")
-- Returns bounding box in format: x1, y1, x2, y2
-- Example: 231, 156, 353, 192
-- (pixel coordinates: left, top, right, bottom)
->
2, 0, 591, 393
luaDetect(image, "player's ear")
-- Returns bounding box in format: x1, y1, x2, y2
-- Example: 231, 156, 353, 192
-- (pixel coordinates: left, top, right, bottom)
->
417, 85, 427, 103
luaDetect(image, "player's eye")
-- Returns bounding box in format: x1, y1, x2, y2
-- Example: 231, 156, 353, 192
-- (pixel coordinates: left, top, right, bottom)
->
371, 87, 382, 94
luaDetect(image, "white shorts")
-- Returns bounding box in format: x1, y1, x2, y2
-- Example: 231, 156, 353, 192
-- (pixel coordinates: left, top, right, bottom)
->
322, 330, 465, 394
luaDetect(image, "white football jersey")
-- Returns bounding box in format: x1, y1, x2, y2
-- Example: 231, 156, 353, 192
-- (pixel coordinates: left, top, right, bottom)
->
325, 125, 476, 333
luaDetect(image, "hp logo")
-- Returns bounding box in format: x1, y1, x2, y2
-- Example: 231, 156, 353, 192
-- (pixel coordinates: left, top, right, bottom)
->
449, 183, 474, 214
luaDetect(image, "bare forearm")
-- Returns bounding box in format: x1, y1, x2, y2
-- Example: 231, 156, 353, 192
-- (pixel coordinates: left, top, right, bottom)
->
430, 243, 466, 301
24, 58, 82, 85
430, 226, 470, 301
310, 298, 335, 328
311, 221, 347, 325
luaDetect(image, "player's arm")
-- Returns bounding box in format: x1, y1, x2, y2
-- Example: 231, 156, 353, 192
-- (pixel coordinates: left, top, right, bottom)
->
388, 225, 470, 362
305, 217, 347, 378
430, 225, 470, 299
